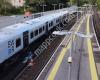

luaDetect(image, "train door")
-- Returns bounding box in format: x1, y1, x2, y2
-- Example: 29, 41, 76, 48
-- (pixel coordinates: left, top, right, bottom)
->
46, 22, 48, 33
23, 31, 29, 48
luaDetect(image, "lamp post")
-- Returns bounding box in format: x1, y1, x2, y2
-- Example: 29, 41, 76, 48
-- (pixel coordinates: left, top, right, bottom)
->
59, 3, 64, 9
59, 3, 61, 9
76, 7, 84, 23
53, 30, 93, 80
52, 4, 57, 10
77, 8, 79, 22
40, 4, 47, 16
43, 4, 46, 12
61, 4, 64, 9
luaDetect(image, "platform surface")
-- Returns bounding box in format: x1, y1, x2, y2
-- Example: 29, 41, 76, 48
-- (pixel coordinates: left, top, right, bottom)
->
37, 14, 99, 80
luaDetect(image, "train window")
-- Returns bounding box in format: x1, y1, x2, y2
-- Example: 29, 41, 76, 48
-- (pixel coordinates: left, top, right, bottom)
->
46, 22, 48, 27
39, 28, 42, 34
56, 19, 59, 23
49, 23, 51, 27
58, 19, 60, 22
43, 26, 45, 31
30, 31, 34, 39
16, 38, 21, 48
51, 21, 53, 26
35, 30, 38, 36
56, 20, 57, 23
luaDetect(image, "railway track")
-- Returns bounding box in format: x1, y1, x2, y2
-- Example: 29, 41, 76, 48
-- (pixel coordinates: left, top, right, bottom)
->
12, 8, 100, 80
14, 18, 77, 80
0, 13, 78, 80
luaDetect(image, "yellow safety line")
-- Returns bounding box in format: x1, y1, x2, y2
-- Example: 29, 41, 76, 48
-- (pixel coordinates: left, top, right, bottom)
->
87, 15, 98, 80
47, 17, 84, 80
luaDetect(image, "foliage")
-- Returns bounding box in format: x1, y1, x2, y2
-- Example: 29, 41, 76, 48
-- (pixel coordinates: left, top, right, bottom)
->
96, 0, 100, 9
70, 0, 77, 5
0, 1, 15, 15
26, 7, 37, 13
2, 0, 100, 15
31, 0, 45, 4
0, 0, 70, 15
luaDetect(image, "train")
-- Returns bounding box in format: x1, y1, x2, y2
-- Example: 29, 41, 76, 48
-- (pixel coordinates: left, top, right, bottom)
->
0, 6, 77, 70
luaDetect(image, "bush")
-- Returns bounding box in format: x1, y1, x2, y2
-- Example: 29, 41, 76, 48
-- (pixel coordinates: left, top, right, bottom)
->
26, 7, 37, 13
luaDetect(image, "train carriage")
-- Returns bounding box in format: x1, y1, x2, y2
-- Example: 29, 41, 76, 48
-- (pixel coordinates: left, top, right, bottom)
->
0, 7, 77, 69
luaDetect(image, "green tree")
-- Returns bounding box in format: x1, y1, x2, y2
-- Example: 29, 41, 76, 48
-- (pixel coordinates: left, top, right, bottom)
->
0, 0, 15, 15
90, 0, 96, 5
70, 0, 77, 5
97, 0, 100, 9
31, 0, 45, 4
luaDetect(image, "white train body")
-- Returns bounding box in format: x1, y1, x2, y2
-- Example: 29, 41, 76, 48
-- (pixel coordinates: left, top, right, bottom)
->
0, 6, 77, 64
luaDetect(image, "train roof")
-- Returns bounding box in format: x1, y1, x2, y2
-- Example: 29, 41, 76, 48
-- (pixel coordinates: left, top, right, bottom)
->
0, 9, 75, 42
25, 11, 68, 24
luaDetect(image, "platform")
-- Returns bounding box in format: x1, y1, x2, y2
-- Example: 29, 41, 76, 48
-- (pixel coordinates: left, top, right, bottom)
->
36, 14, 99, 80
